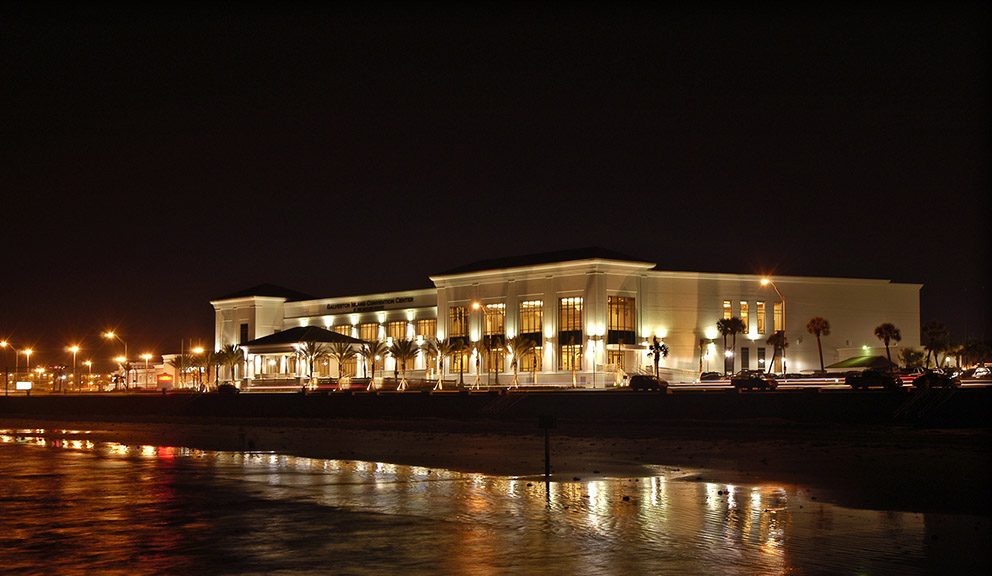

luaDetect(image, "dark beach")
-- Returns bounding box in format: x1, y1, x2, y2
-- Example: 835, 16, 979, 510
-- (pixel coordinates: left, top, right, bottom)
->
3, 388, 990, 518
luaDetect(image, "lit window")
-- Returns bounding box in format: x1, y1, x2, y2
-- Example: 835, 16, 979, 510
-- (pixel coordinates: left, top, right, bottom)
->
386, 321, 406, 341
740, 301, 749, 332
608, 296, 635, 345
756, 302, 766, 334
518, 300, 544, 372
559, 297, 583, 370
449, 306, 469, 339
416, 319, 436, 338
358, 323, 379, 342
723, 300, 732, 320
773, 302, 783, 332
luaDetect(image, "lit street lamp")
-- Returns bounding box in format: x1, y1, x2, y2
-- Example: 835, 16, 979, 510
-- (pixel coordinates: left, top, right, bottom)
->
105, 332, 128, 387
69, 346, 79, 392
1, 340, 14, 396
84, 360, 92, 390
141, 353, 152, 388
760, 278, 787, 374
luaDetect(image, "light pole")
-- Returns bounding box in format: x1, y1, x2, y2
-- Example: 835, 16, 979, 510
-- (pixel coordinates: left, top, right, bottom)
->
760, 278, 787, 374
24, 349, 33, 384
84, 360, 92, 390
105, 332, 128, 387
69, 346, 79, 392
1, 340, 12, 395
141, 353, 152, 388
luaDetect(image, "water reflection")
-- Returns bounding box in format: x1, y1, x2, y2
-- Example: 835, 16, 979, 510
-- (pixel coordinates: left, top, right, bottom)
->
0, 428, 986, 575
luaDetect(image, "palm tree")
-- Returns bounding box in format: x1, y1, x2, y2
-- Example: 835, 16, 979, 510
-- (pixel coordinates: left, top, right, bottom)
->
451, 339, 469, 387
420, 338, 442, 389
360, 339, 388, 390
647, 336, 669, 379
899, 347, 924, 369
168, 353, 194, 388
389, 338, 418, 391
192, 351, 215, 389
766, 331, 789, 374
873, 323, 901, 368
698, 338, 708, 375
963, 338, 991, 366
505, 335, 536, 388
805, 317, 831, 373
716, 317, 746, 374
296, 341, 329, 388
471, 341, 485, 390
217, 344, 245, 384
921, 320, 948, 368
328, 341, 357, 379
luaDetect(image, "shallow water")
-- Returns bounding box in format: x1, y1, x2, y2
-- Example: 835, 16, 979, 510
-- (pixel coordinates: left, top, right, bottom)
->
0, 429, 987, 575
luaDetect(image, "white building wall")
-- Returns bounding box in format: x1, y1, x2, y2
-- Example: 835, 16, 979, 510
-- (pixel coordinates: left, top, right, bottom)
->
212, 256, 921, 384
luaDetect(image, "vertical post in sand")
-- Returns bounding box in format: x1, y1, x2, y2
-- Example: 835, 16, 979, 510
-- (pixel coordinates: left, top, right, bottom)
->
538, 414, 556, 480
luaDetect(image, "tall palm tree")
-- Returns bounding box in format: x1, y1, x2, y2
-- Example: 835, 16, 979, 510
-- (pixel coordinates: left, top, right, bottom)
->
471, 340, 485, 390
505, 335, 536, 388
451, 339, 469, 387
420, 338, 440, 389
297, 341, 330, 388
389, 338, 418, 391
806, 317, 831, 373
648, 336, 669, 379
873, 323, 901, 368
193, 351, 215, 389
430, 338, 458, 390
168, 353, 194, 388
921, 320, 948, 368
360, 339, 388, 390
716, 317, 745, 374
328, 341, 357, 379
766, 331, 788, 374
218, 344, 245, 384
698, 338, 708, 375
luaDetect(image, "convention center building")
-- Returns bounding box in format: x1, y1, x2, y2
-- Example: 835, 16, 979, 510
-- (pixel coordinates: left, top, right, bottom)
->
210, 248, 922, 386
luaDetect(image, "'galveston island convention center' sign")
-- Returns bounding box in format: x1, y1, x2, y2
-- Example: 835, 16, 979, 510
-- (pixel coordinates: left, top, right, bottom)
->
326, 296, 416, 314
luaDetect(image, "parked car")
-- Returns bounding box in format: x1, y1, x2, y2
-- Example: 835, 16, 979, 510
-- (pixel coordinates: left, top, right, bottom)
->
846, 369, 901, 391
699, 372, 724, 381
912, 370, 961, 389
731, 370, 777, 391
959, 365, 990, 380
630, 374, 668, 391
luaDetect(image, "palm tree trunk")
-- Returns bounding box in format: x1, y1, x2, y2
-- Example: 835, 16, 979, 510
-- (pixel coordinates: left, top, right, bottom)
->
816, 334, 824, 372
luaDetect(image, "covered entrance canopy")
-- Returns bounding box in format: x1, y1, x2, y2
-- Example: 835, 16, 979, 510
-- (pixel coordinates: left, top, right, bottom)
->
242, 326, 366, 382
242, 325, 364, 354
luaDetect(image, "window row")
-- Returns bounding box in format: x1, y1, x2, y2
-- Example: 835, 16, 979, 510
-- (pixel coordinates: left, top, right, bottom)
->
722, 299, 783, 334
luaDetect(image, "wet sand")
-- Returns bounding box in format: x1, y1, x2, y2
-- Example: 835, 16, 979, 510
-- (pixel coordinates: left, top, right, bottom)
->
3, 415, 989, 517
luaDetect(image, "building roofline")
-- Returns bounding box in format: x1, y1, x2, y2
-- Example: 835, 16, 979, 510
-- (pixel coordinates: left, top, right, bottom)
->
432, 247, 655, 278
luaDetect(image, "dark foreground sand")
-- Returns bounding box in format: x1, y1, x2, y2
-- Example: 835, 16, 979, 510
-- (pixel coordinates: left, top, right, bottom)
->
3, 415, 989, 517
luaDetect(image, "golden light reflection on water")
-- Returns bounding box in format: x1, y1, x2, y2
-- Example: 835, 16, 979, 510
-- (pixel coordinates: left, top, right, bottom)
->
0, 427, 968, 575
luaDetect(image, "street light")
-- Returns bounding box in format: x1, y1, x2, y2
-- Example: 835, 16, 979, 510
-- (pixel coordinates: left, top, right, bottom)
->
69, 346, 79, 392
760, 278, 787, 374
84, 360, 92, 390
24, 349, 33, 383
106, 332, 128, 387
141, 353, 152, 388
1, 340, 13, 395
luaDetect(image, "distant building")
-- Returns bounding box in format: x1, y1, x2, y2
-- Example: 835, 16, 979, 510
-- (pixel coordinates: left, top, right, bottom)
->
210, 248, 921, 385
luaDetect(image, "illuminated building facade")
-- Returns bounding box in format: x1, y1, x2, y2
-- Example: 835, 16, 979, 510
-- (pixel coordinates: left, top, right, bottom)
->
211, 248, 921, 385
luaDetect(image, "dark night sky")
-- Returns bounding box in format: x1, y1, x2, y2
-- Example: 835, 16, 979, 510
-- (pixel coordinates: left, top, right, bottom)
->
1, 2, 988, 371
